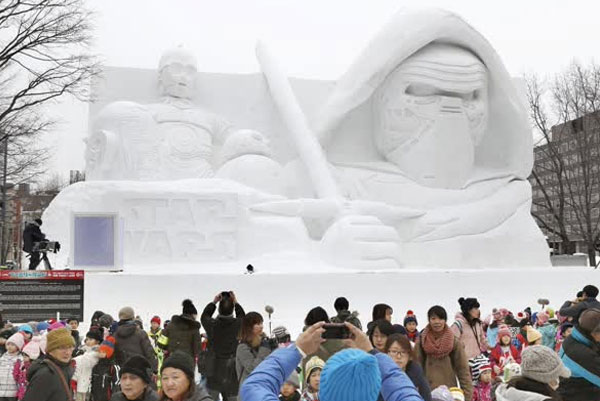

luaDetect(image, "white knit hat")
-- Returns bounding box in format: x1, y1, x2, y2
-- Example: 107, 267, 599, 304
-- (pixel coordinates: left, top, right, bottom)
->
521, 345, 570, 384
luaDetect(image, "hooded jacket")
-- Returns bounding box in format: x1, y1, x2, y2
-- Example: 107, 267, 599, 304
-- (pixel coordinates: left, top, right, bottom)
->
161, 314, 202, 359
114, 320, 158, 372
495, 377, 560, 401
558, 326, 600, 401
330, 310, 362, 330
22, 355, 74, 401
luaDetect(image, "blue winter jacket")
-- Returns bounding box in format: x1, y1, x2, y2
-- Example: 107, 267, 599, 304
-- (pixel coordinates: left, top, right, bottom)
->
558, 327, 600, 401
240, 345, 424, 401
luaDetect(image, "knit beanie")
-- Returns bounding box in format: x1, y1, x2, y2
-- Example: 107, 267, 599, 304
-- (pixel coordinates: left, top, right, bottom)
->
305, 356, 325, 383
121, 355, 153, 383
319, 349, 381, 401
526, 327, 542, 344
536, 311, 549, 326
99, 335, 116, 359
468, 354, 491, 382
285, 370, 300, 388
431, 385, 454, 401
497, 325, 511, 340
182, 299, 198, 316
46, 328, 75, 353
99, 314, 114, 328
521, 345, 570, 384
22, 337, 41, 360
403, 310, 418, 326
578, 308, 600, 334
18, 325, 33, 335
458, 298, 480, 316
6, 332, 25, 351
272, 326, 291, 343
162, 351, 195, 381
36, 321, 50, 333
151, 316, 161, 325
48, 321, 66, 331
449, 387, 465, 401
119, 306, 135, 321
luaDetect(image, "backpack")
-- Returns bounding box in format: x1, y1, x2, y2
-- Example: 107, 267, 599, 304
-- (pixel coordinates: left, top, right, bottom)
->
90, 357, 120, 401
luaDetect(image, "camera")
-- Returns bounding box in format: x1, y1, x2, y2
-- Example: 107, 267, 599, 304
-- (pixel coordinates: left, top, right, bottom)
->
322, 323, 351, 339
221, 291, 231, 299
33, 240, 61, 253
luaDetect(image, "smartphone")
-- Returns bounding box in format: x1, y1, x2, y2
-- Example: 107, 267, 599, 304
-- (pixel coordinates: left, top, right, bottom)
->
322, 323, 351, 339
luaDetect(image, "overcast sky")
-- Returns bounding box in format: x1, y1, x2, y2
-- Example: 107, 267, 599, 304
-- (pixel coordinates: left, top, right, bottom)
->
47, 0, 600, 179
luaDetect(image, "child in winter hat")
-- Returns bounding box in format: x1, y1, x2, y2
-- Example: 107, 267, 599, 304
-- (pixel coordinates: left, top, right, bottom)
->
14, 337, 41, 400
469, 355, 492, 401
279, 370, 301, 401
526, 327, 543, 346
0, 333, 23, 398
302, 356, 325, 401
403, 310, 419, 342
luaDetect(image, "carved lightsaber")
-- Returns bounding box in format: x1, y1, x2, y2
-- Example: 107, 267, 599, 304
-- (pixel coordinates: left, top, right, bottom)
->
255, 41, 340, 200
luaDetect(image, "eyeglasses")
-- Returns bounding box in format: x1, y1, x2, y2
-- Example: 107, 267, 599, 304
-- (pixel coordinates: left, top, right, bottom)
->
387, 349, 409, 357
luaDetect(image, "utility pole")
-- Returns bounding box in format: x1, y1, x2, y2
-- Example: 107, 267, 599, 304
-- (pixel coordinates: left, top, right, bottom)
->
0, 135, 8, 265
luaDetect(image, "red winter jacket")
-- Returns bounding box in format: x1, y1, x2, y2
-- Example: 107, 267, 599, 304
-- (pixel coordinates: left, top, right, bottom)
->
489, 344, 521, 378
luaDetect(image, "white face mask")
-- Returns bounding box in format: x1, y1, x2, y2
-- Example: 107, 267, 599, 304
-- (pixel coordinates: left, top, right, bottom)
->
372, 43, 488, 189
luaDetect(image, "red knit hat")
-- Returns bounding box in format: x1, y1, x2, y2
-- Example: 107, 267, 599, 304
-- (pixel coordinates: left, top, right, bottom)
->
151, 316, 161, 325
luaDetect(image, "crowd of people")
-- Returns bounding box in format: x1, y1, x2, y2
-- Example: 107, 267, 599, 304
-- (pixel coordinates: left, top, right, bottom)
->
0, 286, 599, 401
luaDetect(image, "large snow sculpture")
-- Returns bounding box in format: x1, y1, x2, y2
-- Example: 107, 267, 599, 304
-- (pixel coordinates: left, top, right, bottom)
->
44, 9, 550, 270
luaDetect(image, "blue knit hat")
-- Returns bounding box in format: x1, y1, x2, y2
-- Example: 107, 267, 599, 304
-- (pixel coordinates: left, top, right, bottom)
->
36, 322, 50, 332
18, 325, 33, 335
320, 349, 381, 401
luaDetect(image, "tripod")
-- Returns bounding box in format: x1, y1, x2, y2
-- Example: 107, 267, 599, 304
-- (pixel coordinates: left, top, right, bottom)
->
26, 251, 53, 270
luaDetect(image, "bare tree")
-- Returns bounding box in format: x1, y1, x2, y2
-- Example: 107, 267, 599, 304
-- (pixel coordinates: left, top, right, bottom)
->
527, 61, 600, 266
0, 0, 99, 264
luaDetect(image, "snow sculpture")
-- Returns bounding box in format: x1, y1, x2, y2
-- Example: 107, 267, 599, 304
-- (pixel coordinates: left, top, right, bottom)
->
46, 9, 550, 270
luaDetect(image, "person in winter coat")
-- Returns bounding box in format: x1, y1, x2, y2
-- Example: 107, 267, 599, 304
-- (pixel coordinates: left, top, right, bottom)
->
201, 291, 245, 401
0, 333, 24, 400
13, 337, 41, 400
489, 326, 520, 380
495, 345, 569, 401
403, 311, 420, 343
385, 333, 432, 401
110, 355, 159, 401
301, 307, 345, 374
534, 312, 557, 350
468, 355, 492, 401
559, 284, 600, 325
23, 328, 76, 401
114, 307, 158, 373
236, 312, 275, 392
160, 351, 212, 401
451, 298, 489, 360
158, 300, 201, 361
22, 218, 46, 270
329, 297, 362, 329
415, 305, 473, 401
553, 323, 573, 353
558, 308, 600, 400
72, 329, 104, 401
240, 321, 423, 401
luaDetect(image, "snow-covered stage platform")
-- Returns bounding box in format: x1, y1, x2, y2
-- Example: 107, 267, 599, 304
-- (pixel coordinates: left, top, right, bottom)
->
84, 266, 597, 335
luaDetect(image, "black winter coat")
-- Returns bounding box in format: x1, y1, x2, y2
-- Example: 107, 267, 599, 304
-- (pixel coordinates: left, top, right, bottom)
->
162, 314, 202, 359
22, 355, 74, 401
201, 302, 245, 395
22, 222, 45, 252
110, 387, 160, 401
114, 320, 158, 372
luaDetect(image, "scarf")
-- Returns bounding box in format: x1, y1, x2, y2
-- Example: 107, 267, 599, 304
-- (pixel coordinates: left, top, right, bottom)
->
421, 324, 455, 359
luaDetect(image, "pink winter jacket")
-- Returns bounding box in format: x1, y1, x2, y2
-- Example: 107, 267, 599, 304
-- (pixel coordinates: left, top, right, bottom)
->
451, 312, 489, 360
